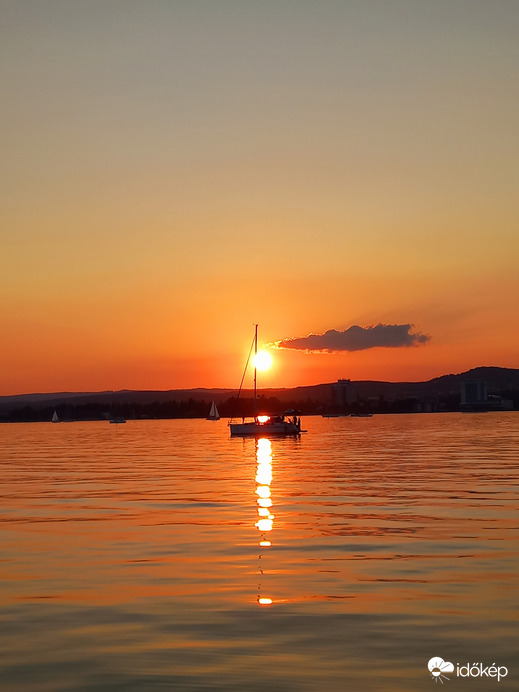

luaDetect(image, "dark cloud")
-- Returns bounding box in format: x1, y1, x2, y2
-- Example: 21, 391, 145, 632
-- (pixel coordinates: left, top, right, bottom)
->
274, 324, 431, 352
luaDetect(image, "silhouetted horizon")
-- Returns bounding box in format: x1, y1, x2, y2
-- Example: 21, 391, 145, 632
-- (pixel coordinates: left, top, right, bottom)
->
2, 366, 518, 412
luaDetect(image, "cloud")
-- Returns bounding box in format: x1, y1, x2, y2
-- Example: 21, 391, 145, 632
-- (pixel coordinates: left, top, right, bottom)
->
273, 324, 431, 353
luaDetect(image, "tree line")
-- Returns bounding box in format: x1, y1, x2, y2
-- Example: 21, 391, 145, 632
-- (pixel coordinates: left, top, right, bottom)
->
0, 395, 318, 423
1, 389, 517, 423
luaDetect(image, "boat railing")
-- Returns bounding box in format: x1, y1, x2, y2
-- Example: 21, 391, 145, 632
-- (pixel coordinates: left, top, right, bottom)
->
228, 416, 261, 424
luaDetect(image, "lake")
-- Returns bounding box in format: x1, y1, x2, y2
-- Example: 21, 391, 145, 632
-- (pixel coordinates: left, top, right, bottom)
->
0, 413, 517, 690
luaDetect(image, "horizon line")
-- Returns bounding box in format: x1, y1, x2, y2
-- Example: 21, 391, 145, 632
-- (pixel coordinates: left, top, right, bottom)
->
1, 365, 516, 400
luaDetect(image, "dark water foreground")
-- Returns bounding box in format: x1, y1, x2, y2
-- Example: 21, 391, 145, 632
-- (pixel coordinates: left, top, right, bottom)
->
1, 414, 517, 690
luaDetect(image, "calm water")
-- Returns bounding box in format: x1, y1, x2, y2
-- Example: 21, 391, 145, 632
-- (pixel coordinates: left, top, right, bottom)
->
1, 413, 518, 691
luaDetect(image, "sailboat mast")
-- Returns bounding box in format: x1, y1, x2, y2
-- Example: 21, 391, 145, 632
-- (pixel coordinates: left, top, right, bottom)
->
253, 323, 258, 419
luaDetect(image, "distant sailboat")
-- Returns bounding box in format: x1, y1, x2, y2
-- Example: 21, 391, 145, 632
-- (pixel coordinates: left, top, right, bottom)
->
51, 410, 59, 423
207, 401, 220, 421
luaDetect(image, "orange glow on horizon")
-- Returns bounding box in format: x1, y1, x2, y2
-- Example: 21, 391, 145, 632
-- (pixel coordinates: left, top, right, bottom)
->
2, 2, 519, 398
2, 333, 519, 395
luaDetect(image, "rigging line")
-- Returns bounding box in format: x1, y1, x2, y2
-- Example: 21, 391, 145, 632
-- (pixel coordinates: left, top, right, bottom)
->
236, 332, 256, 404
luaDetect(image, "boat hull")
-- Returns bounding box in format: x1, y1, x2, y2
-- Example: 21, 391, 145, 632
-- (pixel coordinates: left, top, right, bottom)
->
229, 421, 300, 436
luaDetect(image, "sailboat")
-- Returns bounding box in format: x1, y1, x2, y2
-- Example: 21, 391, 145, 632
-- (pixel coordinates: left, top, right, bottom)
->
51, 410, 59, 423
207, 401, 220, 420
229, 325, 303, 437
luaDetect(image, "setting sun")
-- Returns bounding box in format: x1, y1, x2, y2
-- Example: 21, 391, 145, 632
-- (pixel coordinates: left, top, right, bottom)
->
253, 350, 273, 371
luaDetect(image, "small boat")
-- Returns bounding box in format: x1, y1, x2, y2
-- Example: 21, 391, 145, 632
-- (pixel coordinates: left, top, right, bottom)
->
229, 325, 303, 437
207, 401, 220, 421
109, 417, 126, 424
51, 410, 59, 423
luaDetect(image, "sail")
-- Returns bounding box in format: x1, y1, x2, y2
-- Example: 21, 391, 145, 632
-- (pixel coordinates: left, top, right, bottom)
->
51, 410, 59, 423
207, 401, 220, 420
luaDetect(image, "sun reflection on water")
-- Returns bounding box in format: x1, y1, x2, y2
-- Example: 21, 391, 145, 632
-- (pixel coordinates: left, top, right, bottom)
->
255, 438, 274, 606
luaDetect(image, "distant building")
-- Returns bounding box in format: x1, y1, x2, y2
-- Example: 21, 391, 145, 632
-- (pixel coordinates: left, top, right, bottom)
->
460, 380, 488, 407
461, 379, 487, 406
487, 395, 514, 411
460, 379, 514, 411
333, 379, 358, 408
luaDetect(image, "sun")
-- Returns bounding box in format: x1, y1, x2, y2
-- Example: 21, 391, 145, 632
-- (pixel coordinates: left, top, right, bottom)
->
253, 350, 273, 371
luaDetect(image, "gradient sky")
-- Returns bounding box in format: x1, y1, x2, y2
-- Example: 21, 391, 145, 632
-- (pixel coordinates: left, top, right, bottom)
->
2, 0, 518, 394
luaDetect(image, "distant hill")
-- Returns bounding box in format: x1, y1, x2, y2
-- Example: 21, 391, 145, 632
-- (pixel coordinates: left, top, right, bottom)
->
1, 367, 518, 415
352, 366, 519, 401
0, 388, 236, 410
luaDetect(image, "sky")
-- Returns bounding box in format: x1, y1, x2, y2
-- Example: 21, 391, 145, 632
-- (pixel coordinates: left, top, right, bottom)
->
2, 0, 518, 394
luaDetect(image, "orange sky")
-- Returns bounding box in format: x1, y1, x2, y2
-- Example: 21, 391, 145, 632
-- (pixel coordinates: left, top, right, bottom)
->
2, 1, 518, 395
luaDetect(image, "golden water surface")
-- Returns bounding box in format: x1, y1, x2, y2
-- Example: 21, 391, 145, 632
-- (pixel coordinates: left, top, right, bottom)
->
1, 413, 518, 690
